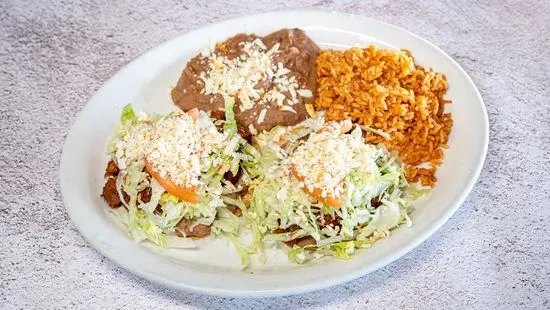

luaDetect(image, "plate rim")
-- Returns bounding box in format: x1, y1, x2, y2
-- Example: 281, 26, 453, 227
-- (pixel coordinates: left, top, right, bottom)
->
60, 9, 489, 298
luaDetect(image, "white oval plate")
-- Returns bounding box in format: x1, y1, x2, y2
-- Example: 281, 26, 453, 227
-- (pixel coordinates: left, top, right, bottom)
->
60, 10, 488, 298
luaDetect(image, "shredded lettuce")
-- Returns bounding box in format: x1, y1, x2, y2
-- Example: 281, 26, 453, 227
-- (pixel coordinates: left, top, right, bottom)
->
159, 192, 179, 205
406, 184, 430, 200
330, 241, 356, 259
223, 96, 237, 137
226, 234, 251, 269
288, 247, 309, 264
120, 104, 137, 124
211, 207, 241, 235
107, 104, 250, 257
128, 209, 167, 247
241, 119, 416, 264
107, 104, 421, 267
356, 202, 401, 240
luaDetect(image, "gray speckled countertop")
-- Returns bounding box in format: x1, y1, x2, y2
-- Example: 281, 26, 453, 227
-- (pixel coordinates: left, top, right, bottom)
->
1, 0, 549, 309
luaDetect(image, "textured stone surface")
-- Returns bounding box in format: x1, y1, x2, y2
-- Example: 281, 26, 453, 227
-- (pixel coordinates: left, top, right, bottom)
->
1, 0, 549, 309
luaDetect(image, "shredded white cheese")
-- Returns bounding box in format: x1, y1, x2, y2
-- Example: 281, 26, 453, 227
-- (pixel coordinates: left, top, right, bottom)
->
198, 38, 313, 115
248, 124, 258, 135
280, 105, 297, 113
114, 122, 153, 170
288, 121, 378, 199
114, 112, 232, 188
257, 108, 267, 124
297, 89, 313, 98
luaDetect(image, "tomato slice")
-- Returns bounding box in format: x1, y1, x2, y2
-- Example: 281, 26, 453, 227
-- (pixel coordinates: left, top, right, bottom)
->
143, 108, 201, 203
291, 165, 342, 208
186, 108, 200, 121
144, 158, 198, 204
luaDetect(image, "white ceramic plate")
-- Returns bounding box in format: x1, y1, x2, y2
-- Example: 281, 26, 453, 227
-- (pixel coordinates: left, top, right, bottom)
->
60, 10, 488, 297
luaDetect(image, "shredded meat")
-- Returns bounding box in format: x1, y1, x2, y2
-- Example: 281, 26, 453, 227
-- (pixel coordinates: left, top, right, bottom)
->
139, 187, 152, 203
371, 197, 382, 208
102, 177, 120, 208
273, 224, 299, 234
272, 216, 342, 248
104, 160, 119, 178
175, 219, 211, 238
138, 187, 160, 214
272, 225, 316, 247
320, 215, 341, 229
102, 177, 128, 208
223, 168, 242, 185
226, 205, 242, 217
102, 160, 131, 209
285, 236, 316, 248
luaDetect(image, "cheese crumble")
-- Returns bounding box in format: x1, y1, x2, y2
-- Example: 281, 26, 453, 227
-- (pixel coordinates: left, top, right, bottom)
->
198, 38, 312, 113
114, 112, 232, 188
289, 121, 377, 199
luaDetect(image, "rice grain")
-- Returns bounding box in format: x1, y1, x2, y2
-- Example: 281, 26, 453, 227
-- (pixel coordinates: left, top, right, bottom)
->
315, 45, 453, 186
